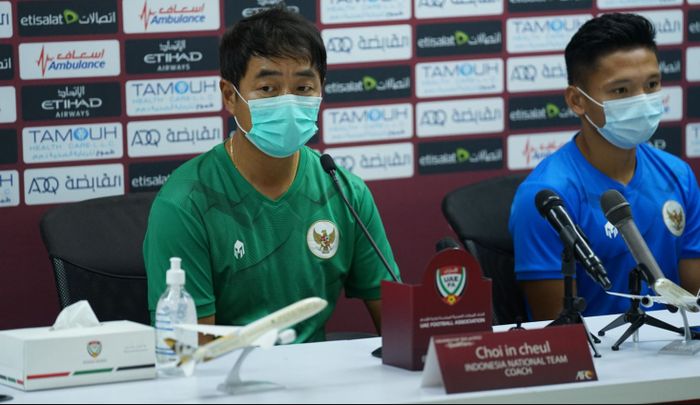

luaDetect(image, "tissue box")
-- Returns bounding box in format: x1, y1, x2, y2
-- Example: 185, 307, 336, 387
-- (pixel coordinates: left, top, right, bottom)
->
0, 321, 156, 391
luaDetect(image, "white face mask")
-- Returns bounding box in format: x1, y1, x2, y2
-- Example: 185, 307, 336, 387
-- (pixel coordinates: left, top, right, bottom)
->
577, 87, 664, 150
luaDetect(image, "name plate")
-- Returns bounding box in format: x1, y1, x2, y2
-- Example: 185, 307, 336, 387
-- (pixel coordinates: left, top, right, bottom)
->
421, 324, 597, 394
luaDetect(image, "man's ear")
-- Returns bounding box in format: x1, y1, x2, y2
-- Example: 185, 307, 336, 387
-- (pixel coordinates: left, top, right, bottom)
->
220, 79, 237, 116
565, 85, 586, 117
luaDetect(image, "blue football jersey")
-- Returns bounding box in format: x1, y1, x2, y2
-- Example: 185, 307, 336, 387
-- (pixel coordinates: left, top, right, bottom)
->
509, 136, 700, 316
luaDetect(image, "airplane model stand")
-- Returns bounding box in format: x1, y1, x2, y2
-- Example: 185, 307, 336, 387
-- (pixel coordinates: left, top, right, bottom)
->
217, 347, 284, 395
547, 231, 602, 358
597, 267, 684, 351
659, 308, 700, 356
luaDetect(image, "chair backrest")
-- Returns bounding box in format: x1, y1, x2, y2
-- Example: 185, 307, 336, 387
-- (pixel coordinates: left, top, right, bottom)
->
442, 173, 528, 325
39, 192, 157, 325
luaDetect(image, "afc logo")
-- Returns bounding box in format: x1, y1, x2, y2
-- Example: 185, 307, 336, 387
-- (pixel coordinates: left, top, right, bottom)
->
575, 370, 595, 381
326, 37, 353, 54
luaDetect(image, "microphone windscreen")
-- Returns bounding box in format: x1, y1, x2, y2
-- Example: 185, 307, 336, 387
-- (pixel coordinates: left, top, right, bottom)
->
320, 154, 337, 174
534, 189, 561, 217
600, 190, 631, 226
435, 237, 460, 252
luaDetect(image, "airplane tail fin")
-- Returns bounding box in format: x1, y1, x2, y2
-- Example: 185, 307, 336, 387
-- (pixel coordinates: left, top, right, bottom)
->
164, 337, 199, 376
180, 355, 197, 377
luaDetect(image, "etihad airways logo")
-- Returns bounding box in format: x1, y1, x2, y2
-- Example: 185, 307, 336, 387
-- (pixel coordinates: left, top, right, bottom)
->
124, 0, 219, 33
20, 41, 120, 80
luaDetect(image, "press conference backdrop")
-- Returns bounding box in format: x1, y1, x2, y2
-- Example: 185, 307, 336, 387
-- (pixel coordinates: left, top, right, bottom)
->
0, 0, 699, 331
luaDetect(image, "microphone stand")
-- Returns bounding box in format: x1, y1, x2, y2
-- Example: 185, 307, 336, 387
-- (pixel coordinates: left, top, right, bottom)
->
548, 226, 602, 358
598, 267, 699, 351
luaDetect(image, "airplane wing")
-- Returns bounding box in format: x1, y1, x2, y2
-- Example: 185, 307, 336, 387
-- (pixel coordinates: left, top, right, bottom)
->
606, 291, 668, 306
175, 324, 241, 337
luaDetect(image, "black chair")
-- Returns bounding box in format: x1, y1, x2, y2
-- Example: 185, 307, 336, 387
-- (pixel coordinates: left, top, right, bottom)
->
39, 192, 157, 325
442, 173, 529, 325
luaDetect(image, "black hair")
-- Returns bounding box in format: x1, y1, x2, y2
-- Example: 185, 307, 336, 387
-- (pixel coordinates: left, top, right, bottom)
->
219, 5, 326, 87
565, 13, 657, 86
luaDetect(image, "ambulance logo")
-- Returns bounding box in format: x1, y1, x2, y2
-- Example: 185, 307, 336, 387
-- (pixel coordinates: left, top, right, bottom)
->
436, 266, 466, 305
307, 220, 339, 259
663, 200, 685, 237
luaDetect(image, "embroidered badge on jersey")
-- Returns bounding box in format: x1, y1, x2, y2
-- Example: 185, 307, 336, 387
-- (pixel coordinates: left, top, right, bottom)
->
307, 220, 339, 259
234, 240, 245, 259
604, 221, 618, 239
663, 200, 685, 237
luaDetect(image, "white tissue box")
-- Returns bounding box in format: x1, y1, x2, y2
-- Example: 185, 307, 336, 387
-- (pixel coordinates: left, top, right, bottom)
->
0, 321, 156, 391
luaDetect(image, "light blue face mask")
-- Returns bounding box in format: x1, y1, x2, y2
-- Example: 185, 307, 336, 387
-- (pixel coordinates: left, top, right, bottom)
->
577, 87, 664, 150
233, 87, 322, 158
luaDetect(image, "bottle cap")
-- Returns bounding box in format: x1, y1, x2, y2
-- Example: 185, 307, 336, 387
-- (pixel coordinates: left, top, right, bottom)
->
166, 257, 185, 286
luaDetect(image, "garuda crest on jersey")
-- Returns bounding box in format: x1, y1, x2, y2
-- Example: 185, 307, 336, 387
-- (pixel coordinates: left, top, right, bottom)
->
307, 220, 339, 259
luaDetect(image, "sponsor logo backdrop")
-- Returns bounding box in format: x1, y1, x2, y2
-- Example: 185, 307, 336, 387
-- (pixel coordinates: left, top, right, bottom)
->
1, 0, 698, 332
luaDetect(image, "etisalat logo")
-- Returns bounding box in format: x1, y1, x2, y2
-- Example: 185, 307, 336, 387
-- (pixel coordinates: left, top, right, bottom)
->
418, 30, 501, 48
510, 102, 576, 122
139, 1, 206, 31
21, 8, 116, 26
420, 146, 502, 167
35, 46, 106, 77
325, 75, 410, 94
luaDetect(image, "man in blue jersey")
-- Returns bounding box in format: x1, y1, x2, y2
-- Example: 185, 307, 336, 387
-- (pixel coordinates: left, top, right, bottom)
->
509, 13, 700, 320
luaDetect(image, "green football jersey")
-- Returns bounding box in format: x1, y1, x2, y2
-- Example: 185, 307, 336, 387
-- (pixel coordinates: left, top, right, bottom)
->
144, 143, 400, 342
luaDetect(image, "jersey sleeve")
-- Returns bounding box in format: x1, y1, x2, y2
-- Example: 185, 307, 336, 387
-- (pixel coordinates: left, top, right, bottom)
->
143, 196, 216, 322
509, 182, 565, 281
343, 179, 401, 300
680, 164, 700, 259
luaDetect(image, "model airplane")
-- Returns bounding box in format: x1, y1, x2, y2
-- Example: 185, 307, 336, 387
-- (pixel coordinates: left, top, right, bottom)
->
166, 297, 328, 376
607, 278, 700, 313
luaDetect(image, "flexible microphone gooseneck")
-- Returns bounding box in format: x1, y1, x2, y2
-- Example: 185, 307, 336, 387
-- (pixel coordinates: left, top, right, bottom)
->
320, 154, 400, 283
535, 189, 612, 290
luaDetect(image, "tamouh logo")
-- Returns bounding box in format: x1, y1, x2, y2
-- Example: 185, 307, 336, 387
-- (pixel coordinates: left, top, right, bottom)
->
87, 340, 102, 358
436, 266, 466, 305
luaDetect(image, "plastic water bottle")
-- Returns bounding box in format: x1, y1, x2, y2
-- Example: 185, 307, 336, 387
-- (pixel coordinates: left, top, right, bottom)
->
155, 257, 198, 376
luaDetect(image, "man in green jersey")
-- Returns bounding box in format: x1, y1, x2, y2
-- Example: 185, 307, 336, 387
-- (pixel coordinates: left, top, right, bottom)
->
143, 6, 400, 343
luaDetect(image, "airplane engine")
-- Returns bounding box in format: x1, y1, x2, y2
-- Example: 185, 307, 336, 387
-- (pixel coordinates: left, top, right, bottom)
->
639, 296, 654, 308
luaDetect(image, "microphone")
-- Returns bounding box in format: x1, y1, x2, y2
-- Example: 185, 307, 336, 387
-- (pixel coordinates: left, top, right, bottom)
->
600, 189, 665, 283
320, 154, 400, 283
436, 237, 460, 252
535, 189, 612, 290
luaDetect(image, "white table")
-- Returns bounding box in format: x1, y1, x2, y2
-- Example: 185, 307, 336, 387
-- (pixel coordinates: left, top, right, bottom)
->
6, 310, 700, 404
